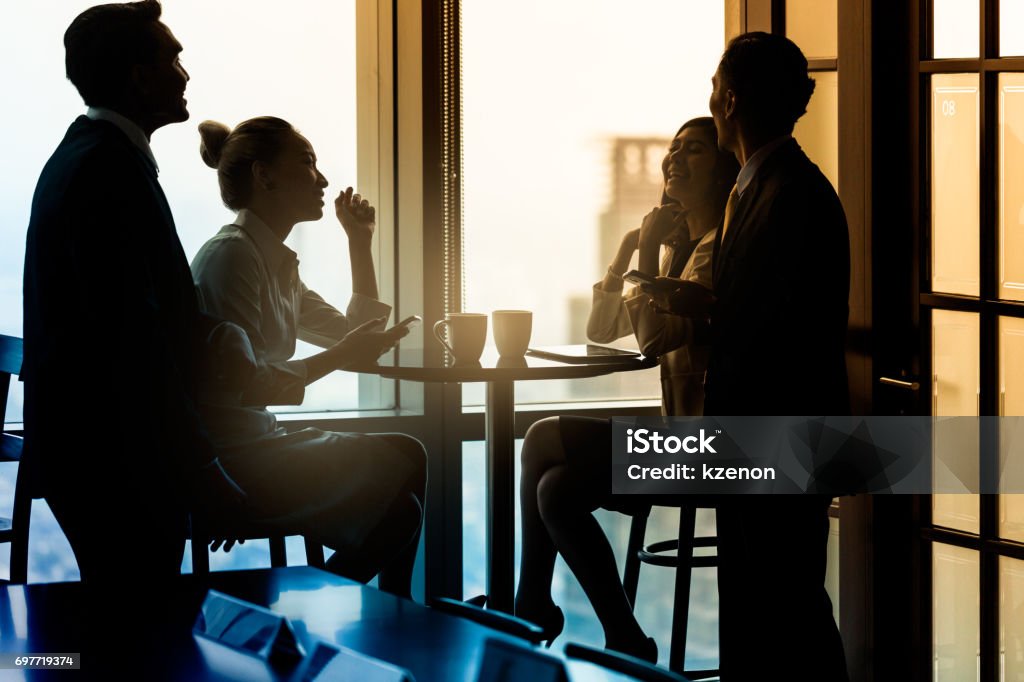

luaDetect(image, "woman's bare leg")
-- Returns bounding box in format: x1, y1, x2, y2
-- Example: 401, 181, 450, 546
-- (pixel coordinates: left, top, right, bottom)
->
535, 453, 651, 656
514, 418, 567, 622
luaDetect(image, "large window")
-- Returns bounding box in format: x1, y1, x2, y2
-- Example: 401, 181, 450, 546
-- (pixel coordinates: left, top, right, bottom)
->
919, 1, 1024, 679
453, 0, 727, 666
460, 0, 725, 406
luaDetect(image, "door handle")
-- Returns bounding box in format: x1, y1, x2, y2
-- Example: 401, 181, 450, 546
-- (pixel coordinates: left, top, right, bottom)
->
879, 376, 921, 391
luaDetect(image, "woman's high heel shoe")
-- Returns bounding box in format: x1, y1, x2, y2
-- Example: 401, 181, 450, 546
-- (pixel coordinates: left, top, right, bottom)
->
516, 601, 565, 646
538, 605, 565, 648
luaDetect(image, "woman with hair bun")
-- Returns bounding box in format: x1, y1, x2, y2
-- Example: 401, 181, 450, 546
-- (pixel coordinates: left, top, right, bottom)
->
191, 117, 425, 598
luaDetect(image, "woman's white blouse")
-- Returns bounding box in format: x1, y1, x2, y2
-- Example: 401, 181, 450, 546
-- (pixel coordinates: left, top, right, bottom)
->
191, 208, 391, 445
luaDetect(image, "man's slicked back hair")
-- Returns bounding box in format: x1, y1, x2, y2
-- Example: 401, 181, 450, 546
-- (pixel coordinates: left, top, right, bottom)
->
64, 1, 164, 108
717, 31, 815, 136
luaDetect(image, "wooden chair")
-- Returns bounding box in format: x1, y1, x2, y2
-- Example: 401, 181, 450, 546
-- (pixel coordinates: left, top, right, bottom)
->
0, 334, 29, 584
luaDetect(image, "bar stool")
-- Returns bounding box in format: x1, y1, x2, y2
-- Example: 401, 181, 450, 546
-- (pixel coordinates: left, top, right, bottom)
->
622, 503, 719, 680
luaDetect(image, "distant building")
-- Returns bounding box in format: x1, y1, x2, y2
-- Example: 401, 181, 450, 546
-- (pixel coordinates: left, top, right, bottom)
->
596, 137, 671, 274
565, 136, 669, 344
564, 136, 669, 400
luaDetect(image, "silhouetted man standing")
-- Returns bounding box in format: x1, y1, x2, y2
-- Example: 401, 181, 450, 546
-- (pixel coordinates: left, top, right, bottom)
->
23, 1, 245, 586
706, 33, 850, 680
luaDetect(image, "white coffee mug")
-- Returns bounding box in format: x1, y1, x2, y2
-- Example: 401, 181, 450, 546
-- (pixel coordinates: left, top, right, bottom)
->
492, 310, 532, 358
433, 313, 487, 362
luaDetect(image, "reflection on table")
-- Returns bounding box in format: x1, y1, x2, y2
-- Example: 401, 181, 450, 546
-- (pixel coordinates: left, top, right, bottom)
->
0, 566, 649, 681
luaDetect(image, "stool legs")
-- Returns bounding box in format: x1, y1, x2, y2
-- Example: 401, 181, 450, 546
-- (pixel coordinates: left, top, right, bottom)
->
623, 512, 648, 609
669, 505, 697, 672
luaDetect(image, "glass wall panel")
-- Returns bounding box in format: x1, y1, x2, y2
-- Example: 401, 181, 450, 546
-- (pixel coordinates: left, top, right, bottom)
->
1002, 557, 1024, 680
461, 0, 724, 406
786, 0, 837, 60
999, 74, 1024, 300
931, 74, 980, 297
1003, 496, 1024, 543
932, 309, 979, 533
1001, 0, 1024, 56
794, 70, 839, 190
999, 317, 1024, 542
932, 0, 979, 58
933, 543, 980, 681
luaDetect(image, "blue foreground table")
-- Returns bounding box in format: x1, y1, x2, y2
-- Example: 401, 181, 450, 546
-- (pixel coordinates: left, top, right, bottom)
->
0, 567, 647, 681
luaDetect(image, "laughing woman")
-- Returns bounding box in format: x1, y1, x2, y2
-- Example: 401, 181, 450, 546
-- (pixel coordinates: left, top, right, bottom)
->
191, 117, 425, 598
514, 117, 738, 659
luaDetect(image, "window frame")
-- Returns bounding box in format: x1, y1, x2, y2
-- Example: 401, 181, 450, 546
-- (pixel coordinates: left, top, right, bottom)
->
914, 0, 1024, 679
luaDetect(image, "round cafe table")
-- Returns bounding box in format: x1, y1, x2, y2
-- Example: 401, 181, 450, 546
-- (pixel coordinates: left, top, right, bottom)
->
351, 345, 656, 613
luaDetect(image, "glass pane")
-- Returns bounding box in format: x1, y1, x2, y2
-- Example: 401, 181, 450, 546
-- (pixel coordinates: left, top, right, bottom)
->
1000, 73, 1024, 300
1001, 0, 1024, 56
462, 441, 488, 598
786, 0, 837, 60
1003, 496, 1024, 542
1003, 557, 1024, 681
0, 2, 384, 415
794, 70, 838, 190
461, 1, 724, 406
932, 0, 980, 58
1000, 317, 1024, 541
933, 543, 979, 681
932, 309, 980, 533
931, 74, 980, 296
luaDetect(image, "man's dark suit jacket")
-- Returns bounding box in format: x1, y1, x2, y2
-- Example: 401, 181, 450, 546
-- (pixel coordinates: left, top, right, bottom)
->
708, 139, 851, 682
23, 116, 219, 578
706, 138, 850, 417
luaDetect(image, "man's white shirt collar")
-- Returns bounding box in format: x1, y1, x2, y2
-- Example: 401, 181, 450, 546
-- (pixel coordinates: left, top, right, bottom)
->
736, 134, 792, 195
86, 107, 159, 174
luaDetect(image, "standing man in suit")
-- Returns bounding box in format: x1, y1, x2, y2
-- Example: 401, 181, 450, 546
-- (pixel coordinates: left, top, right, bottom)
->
708, 32, 850, 681
22, 1, 247, 586
656, 31, 850, 680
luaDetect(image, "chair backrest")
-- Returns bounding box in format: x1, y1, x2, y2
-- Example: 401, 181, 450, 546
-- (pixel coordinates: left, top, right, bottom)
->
0, 334, 23, 425
563, 642, 692, 682
0, 335, 28, 583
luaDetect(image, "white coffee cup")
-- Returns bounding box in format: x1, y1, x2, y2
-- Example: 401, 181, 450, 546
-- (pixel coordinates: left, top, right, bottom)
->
492, 310, 532, 358
433, 313, 487, 363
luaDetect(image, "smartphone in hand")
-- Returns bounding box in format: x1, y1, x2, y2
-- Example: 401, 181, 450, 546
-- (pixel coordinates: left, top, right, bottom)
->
386, 315, 422, 335
623, 270, 680, 291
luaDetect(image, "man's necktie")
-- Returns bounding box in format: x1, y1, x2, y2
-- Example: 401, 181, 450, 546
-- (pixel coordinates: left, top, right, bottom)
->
720, 184, 740, 242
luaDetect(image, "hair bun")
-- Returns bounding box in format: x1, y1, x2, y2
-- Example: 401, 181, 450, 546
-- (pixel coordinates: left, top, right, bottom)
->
198, 120, 231, 168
